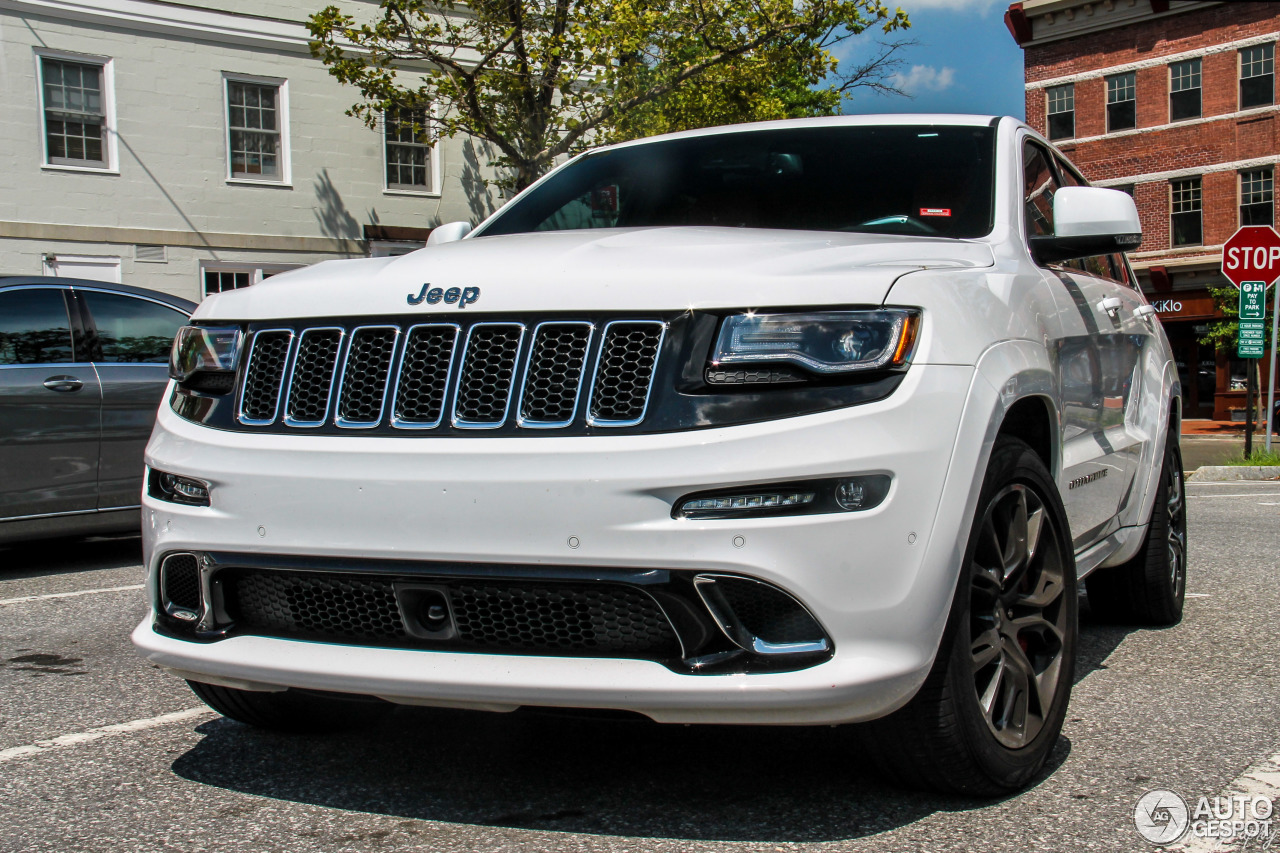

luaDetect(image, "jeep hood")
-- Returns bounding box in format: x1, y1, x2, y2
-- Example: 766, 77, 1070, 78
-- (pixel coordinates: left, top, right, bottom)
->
193, 227, 995, 321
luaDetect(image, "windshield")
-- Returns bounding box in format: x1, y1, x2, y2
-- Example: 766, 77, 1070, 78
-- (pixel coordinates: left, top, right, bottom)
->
478, 124, 997, 240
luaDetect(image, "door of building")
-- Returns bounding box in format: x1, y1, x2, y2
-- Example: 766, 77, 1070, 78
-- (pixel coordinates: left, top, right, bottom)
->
1162, 322, 1217, 419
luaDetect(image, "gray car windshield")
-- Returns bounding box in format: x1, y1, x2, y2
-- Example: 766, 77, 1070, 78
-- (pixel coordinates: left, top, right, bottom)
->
478, 125, 997, 240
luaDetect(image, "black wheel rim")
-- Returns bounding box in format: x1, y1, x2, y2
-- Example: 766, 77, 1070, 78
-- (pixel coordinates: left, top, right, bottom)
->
1166, 460, 1187, 600
969, 484, 1068, 749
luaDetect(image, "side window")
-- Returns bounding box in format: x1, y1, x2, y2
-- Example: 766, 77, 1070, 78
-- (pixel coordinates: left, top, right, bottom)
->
1023, 141, 1059, 239
80, 291, 187, 363
0, 289, 74, 365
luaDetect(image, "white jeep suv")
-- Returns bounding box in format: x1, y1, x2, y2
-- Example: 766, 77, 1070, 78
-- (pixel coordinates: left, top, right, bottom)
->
134, 115, 1186, 794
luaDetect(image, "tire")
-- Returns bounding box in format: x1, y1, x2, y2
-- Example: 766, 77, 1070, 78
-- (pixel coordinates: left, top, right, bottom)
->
1086, 434, 1186, 626
859, 436, 1077, 795
186, 680, 392, 733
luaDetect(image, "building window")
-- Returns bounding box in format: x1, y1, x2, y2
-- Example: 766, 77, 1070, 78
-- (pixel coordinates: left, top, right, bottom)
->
384, 109, 435, 193
225, 76, 287, 182
1240, 44, 1275, 109
203, 270, 252, 296
1169, 58, 1201, 121
202, 265, 300, 298
1241, 168, 1274, 226
1046, 84, 1074, 140
1113, 184, 1136, 197
1106, 72, 1136, 132
1171, 177, 1202, 246
38, 54, 113, 169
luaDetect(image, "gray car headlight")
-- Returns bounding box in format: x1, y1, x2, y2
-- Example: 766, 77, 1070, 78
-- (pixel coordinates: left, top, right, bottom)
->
169, 326, 242, 384
711, 309, 920, 374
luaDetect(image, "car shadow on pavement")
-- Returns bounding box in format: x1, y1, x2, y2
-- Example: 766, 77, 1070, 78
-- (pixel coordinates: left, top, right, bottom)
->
171, 703, 1072, 843
0, 534, 142, 580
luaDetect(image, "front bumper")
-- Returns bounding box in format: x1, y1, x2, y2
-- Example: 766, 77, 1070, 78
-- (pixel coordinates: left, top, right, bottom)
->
136, 363, 981, 725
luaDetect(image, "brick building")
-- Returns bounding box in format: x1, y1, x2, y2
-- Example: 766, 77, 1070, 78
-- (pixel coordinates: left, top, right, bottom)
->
1006, 0, 1279, 420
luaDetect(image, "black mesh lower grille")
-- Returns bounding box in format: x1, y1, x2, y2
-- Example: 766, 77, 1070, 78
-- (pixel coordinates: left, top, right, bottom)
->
222, 569, 680, 659
161, 554, 201, 610
714, 577, 825, 644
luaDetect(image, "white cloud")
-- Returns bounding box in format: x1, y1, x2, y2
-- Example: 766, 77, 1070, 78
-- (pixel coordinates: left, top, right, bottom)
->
891, 64, 957, 94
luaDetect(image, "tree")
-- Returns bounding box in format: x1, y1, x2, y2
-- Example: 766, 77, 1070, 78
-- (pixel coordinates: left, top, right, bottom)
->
308, 0, 911, 193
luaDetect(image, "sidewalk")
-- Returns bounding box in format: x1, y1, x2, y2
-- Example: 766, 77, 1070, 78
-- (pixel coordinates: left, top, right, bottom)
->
1180, 418, 1278, 436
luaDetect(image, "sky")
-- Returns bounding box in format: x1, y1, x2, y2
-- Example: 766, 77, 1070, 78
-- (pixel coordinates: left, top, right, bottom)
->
834, 0, 1026, 119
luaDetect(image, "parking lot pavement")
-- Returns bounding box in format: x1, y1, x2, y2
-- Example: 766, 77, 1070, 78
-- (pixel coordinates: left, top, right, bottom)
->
2, 485, 1279, 853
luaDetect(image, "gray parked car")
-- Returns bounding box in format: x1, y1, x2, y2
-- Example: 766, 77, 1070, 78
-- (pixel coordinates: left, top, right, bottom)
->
0, 276, 194, 543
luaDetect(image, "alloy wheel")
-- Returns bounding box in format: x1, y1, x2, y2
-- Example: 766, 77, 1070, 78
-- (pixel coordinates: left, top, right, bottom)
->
969, 483, 1069, 749
1166, 462, 1187, 600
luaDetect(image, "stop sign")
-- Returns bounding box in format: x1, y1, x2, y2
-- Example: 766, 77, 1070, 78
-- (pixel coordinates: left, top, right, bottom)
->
1222, 225, 1280, 288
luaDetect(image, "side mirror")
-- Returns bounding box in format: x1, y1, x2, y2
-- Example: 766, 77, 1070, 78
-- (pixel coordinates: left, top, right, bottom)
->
426, 221, 472, 246
1030, 185, 1142, 264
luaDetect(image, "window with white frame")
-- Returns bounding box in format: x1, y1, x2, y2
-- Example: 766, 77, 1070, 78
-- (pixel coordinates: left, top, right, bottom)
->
225, 76, 287, 182
1241, 168, 1274, 226
38, 53, 113, 169
1240, 44, 1275, 109
202, 264, 299, 298
1171, 177, 1203, 246
1046, 84, 1074, 140
1106, 72, 1136, 132
1170, 58, 1202, 121
384, 108, 435, 193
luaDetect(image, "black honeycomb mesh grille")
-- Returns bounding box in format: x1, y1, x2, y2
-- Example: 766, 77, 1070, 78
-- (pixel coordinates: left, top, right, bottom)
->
520, 324, 592, 424
714, 577, 825, 644
240, 331, 291, 422
590, 323, 664, 424
454, 325, 523, 425
222, 569, 680, 659
338, 328, 398, 424
286, 330, 342, 423
394, 325, 458, 426
450, 581, 678, 655
232, 317, 664, 432
161, 554, 201, 611
228, 571, 406, 642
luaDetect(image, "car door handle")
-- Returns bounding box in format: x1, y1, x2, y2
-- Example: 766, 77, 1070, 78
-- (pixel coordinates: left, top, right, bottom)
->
1133, 305, 1157, 320
1097, 297, 1123, 314
43, 375, 84, 392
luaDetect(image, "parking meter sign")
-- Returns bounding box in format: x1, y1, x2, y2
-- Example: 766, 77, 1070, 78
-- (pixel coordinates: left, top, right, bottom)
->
1240, 282, 1267, 319
1240, 319, 1266, 358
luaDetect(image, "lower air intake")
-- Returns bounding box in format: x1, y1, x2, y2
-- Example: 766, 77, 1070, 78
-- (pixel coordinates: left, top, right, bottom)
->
222, 569, 680, 660
160, 553, 201, 611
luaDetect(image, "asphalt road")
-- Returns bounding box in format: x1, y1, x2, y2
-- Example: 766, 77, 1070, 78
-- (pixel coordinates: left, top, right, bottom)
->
2, 482, 1278, 853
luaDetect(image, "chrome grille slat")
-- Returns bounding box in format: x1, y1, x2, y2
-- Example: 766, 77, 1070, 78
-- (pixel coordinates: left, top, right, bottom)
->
517, 322, 594, 428
587, 321, 667, 427
238, 329, 294, 425
335, 326, 400, 428
452, 323, 525, 429
283, 328, 344, 427
235, 317, 664, 432
391, 324, 460, 429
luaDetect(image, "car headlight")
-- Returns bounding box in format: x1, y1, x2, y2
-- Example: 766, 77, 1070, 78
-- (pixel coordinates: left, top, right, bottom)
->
711, 310, 920, 375
169, 326, 242, 385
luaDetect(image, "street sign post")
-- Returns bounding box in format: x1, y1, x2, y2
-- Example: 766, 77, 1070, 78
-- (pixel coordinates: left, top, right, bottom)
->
1221, 226, 1280, 454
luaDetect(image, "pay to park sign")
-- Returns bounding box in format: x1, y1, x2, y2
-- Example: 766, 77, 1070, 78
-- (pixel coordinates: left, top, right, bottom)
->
1221, 226, 1280, 359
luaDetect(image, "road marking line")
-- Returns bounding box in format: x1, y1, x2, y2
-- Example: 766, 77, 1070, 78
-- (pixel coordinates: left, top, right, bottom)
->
1188, 493, 1280, 498
0, 584, 143, 606
1185, 593, 1211, 598
0, 707, 212, 764
1171, 751, 1280, 852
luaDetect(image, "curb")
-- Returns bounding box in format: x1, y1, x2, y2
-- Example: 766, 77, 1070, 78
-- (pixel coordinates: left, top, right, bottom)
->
1187, 465, 1280, 482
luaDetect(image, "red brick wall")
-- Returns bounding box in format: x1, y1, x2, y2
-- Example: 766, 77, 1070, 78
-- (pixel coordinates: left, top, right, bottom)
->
1023, 3, 1280, 254
1024, 3, 1279, 84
